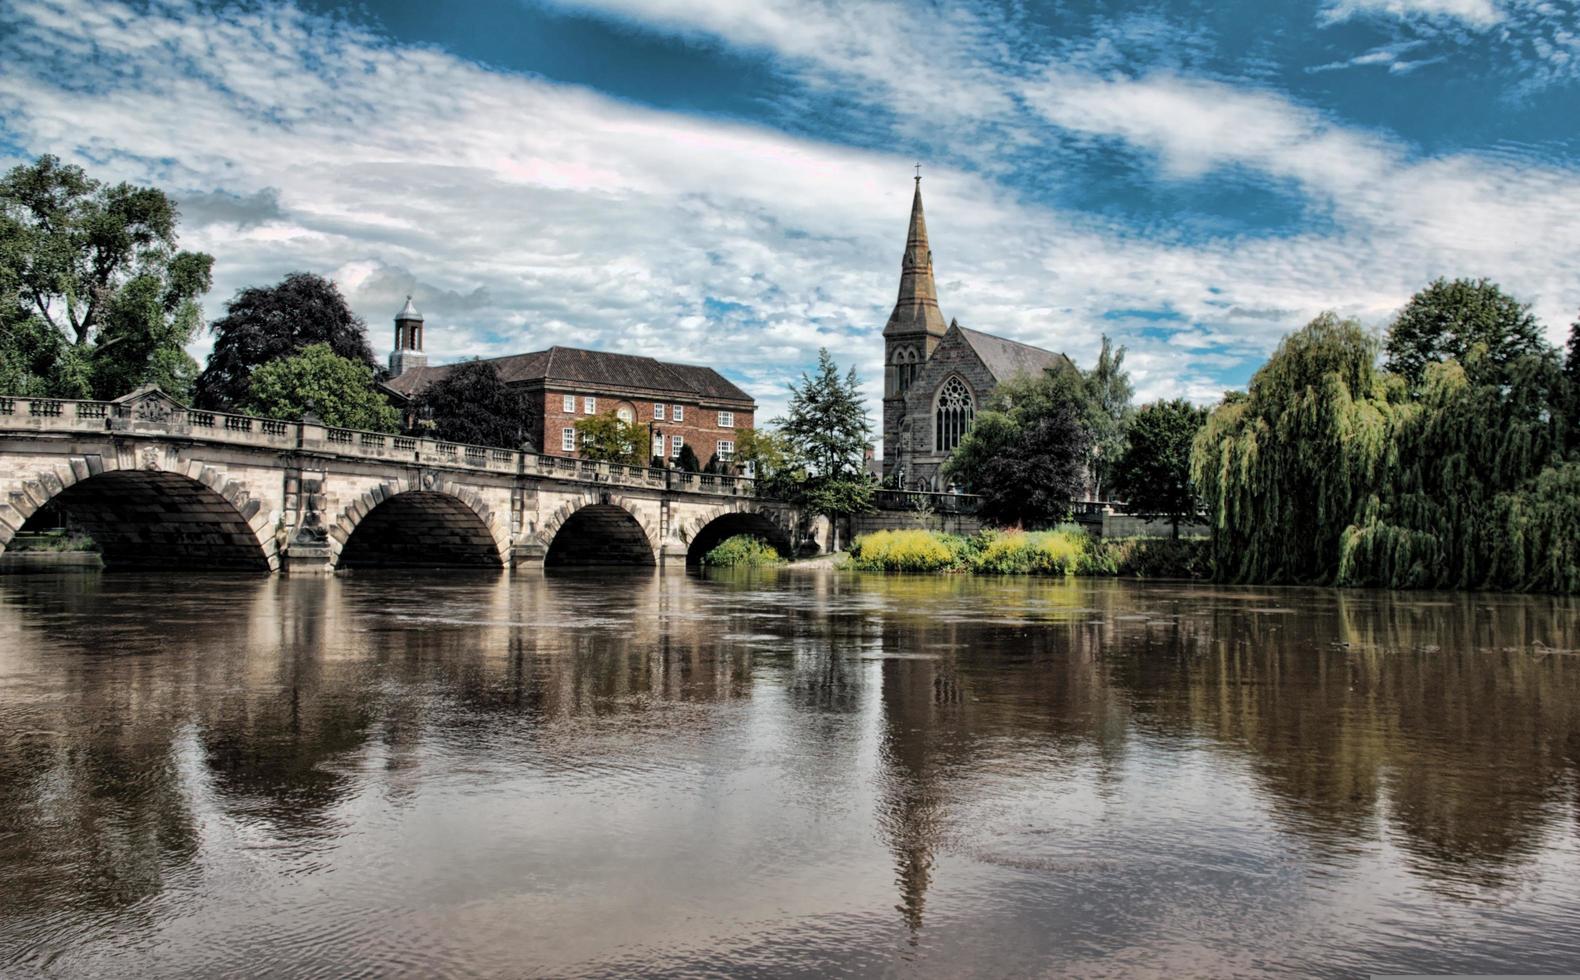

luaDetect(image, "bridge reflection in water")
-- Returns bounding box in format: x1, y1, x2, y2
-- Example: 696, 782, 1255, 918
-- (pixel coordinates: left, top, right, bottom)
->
1, 572, 1578, 976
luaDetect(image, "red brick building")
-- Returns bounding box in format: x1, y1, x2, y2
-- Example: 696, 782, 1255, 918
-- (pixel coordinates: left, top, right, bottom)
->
381, 299, 755, 466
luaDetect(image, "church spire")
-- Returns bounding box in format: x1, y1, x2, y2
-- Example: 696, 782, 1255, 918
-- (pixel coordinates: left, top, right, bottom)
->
883, 176, 949, 338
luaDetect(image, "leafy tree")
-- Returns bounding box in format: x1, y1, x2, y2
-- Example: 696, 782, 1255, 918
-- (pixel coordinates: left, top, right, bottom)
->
1112, 399, 1208, 538
944, 367, 1091, 528
704, 452, 723, 474
0, 154, 213, 400
773, 348, 876, 546
410, 359, 537, 449
0, 314, 86, 396
1384, 277, 1547, 388
733, 426, 796, 492
676, 442, 701, 472
195, 272, 379, 409
1193, 312, 1407, 584
1082, 334, 1134, 499
242, 343, 399, 432
573, 412, 646, 465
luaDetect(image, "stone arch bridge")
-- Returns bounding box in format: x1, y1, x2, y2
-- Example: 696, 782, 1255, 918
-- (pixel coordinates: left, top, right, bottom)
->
0, 389, 811, 573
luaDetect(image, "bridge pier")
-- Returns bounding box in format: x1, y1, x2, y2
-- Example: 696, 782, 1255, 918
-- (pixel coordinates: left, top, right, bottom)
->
512, 537, 548, 571
659, 537, 690, 569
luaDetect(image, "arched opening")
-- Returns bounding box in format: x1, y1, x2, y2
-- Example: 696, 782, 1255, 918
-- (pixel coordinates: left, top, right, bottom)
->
337, 491, 503, 569
935, 376, 974, 452
544, 504, 655, 568
685, 511, 795, 566
13, 470, 270, 571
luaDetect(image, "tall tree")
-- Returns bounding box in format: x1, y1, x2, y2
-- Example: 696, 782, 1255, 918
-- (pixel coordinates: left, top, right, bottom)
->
1112, 399, 1208, 538
0, 155, 213, 400
773, 348, 876, 546
242, 343, 399, 433
1192, 312, 1405, 584
1384, 277, 1547, 388
195, 272, 379, 409
1082, 334, 1134, 499
410, 360, 537, 450
944, 367, 1091, 528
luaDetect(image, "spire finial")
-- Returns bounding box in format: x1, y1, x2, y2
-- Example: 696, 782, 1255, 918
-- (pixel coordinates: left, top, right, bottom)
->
914, 161, 922, 183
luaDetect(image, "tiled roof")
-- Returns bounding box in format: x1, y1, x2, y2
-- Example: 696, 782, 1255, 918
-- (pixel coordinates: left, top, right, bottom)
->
956, 325, 1074, 383
383, 345, 754, 405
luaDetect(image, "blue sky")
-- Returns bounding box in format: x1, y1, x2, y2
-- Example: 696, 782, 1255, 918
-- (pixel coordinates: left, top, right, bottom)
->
2, 0, 1578, 433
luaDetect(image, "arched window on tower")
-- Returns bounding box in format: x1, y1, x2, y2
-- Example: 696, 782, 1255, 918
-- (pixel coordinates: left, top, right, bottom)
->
935, 376, 974, 452
894, 347, 920, 395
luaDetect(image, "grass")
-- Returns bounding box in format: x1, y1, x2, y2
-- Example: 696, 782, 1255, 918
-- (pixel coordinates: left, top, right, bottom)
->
846, 527, 1210, 578
5, 530, 99, 553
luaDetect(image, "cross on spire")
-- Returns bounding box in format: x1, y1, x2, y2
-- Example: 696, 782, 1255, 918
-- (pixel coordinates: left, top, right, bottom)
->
914, 161, 922, 182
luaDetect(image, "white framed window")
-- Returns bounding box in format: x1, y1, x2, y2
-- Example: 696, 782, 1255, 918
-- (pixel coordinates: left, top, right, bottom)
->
563, 393, 575, 413
671, 435, 683, 457
654, 403, 666, 420
717, 411, 734, 428
652, 433, 664, 459
561, 427, 575, 452
583, 396, 596, 414
717, 440, 734, 461
616, 406, 633, 423
672, 404, 684, 422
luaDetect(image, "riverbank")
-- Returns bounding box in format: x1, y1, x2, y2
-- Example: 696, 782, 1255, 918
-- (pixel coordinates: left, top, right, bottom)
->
844, 527, 1209, 578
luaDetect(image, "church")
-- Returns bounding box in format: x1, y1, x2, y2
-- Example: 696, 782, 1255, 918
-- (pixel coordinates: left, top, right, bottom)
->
881, 179, 1074, 491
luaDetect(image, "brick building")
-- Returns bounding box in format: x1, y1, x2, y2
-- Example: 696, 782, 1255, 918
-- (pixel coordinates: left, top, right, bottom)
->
381, 300, 754, 466
881, 178, 1076, 491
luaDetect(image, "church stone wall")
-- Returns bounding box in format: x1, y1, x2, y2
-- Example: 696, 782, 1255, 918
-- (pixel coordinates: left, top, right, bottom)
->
893, 330, 998, 490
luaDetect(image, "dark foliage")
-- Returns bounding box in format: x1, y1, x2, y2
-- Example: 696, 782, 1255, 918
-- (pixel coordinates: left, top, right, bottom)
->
677, 443, 701, 472
1112, 399, 1208, 537
411, 360, 537, 450
1384, 277, 1547, 389
195, 272, 379, 409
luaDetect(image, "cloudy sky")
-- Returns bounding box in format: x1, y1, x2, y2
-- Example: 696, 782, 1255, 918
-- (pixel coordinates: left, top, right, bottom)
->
2, 0, 1578, 433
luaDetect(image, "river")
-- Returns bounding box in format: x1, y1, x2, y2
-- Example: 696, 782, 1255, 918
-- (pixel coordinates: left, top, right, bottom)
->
1, 569, 1577, 978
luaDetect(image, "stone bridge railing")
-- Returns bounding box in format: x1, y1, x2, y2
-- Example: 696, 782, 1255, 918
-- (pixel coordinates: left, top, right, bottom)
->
0, 394, 758, 498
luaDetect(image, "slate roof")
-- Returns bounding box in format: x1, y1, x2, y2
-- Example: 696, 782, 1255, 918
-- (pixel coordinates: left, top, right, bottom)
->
956, 325, 1075, 383
383, 345, 754, 405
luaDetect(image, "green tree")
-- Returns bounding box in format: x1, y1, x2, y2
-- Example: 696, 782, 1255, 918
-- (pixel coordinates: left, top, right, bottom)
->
0, 155, 213, 400
1384, 277, 1547, 389
0, 314, 85, 396
773, 348, 876, 546
242, 343, 399, 432
1192, 312, 1406, 584
1083, 334, 1134, 499
573, 412, 646, 465
195, 272, 380, 409
676, 442, 701, 473
944, 367, 1091, 527
410, 359, 537, 449
1112, 399, 1208, 538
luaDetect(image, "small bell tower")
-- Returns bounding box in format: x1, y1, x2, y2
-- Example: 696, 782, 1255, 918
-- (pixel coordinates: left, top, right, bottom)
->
389, 296, 426, 377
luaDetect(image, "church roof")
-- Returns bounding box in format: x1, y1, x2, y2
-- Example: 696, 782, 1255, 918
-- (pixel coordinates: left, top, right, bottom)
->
382, 345, 754, 405
883, 179, 950, 339
395, 296, 423, 322
955, 325, 1074, 383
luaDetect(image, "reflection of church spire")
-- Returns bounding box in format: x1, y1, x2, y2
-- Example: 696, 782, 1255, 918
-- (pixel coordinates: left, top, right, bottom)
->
883, 176, 949, 340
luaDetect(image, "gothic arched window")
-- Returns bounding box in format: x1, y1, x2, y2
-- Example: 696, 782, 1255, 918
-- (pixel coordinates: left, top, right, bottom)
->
935, 376, 974, 452
894, 346, 920, 395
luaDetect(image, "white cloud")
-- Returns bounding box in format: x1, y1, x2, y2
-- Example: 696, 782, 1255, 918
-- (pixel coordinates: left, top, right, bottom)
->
1321, 0, 1505, 28
2, 0, 1578, 450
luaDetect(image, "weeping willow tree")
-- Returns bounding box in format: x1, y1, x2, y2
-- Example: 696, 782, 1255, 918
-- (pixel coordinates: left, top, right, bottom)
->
1338, 347, 1575, 591
1191, 313, 1407, 584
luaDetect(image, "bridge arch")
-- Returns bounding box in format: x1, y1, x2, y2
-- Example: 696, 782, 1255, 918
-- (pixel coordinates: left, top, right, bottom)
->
331, 480, 509, 569
540, 494, 658, 567
1, 455, 277, 571
679, 503, 796, 565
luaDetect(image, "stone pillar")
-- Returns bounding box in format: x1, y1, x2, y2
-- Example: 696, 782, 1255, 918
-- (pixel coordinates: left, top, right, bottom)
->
512, 535, 547, 571
658, 535, 690, 570
283, 472, 334, 574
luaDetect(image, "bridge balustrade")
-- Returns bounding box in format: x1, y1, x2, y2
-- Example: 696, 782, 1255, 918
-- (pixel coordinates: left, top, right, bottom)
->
1, 394, 760, 498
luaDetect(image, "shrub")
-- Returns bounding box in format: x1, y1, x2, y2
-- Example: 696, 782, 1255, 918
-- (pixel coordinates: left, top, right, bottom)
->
1085, 537, 1212, 579
848, 529, 964, 571
969, 528, 1086, 575
702, 534, 785, 568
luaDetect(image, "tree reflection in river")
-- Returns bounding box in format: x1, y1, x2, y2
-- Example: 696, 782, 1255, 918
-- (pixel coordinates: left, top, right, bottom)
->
0, 570, 1577, 977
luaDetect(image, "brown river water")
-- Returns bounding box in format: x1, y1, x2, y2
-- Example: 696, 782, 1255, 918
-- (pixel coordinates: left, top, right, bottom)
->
0, 569, 1577, 978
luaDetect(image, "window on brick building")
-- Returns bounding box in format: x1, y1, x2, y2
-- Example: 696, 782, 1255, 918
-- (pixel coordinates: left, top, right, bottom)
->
672, 404, 684, 422
583, 396, 596, 414
563, 394, 575, 412
654, 403, 665, 420
717, 440, 734, 461
717, 411, 733, 428
617, 406, 633, 423
652, 433, 664, 459
561, 427, 575, 452
671, 435, 683, 457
